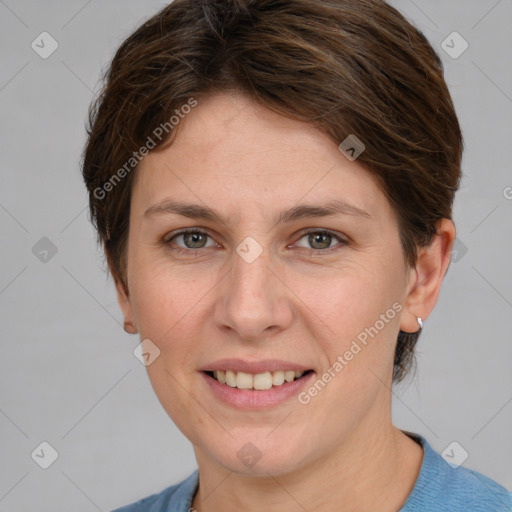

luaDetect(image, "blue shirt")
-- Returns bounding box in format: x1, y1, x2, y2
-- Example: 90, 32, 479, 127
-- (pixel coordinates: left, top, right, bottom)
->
112, 432, 511, 511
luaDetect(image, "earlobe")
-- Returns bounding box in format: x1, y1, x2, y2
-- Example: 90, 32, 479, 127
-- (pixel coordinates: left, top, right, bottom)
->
399, 219, 456, 334
123, 320, 138, 334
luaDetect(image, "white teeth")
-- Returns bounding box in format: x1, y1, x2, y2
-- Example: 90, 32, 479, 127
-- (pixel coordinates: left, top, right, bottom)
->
236, 371, 253, 389
253, 372, 273, 390
272, 370, 285, 386
225, 370, 237, 387
284, 370, 295, 382
211, 369, 307, 390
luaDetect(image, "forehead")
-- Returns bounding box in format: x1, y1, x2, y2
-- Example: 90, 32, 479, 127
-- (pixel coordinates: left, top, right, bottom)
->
161, 92, 337, 173
132, 92, 388, 221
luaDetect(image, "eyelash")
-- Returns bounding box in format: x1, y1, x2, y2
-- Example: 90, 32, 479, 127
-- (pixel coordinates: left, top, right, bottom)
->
164, 227, 347, 256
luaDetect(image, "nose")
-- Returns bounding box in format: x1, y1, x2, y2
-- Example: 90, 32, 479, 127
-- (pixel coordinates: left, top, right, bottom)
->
213, 243, 294, 341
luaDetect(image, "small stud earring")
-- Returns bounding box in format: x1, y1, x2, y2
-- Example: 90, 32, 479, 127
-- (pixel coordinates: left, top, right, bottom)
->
417, 317, 423, 329
123, 321, 137, 334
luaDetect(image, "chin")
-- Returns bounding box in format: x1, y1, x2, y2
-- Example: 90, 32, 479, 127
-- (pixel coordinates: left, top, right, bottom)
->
225, 456, 301, 477
203, 437, 305, 477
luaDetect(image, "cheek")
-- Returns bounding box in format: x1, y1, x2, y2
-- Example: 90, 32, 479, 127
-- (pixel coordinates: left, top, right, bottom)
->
128, 251, 205, 341
131, 277, 177, 342
295, 271, 402, 431
302, 260, 404, 383
127, 261, 207, 434
307, 261, 402, 334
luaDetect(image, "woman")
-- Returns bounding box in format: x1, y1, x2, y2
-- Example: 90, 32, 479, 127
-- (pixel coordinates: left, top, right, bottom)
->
82, 0, 511, 510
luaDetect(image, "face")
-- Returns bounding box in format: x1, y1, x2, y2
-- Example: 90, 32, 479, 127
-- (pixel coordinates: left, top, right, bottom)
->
119, 91, 418, 477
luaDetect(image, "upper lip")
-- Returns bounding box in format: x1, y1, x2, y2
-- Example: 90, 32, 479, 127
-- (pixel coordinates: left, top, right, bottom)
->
200, 359, 312, 374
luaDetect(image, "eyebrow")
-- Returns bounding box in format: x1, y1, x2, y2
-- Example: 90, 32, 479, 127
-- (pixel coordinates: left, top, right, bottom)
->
144, 198, 372, 224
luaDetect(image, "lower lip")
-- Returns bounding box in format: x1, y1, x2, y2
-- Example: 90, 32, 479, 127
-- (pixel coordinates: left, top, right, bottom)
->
201, 371, 315, 409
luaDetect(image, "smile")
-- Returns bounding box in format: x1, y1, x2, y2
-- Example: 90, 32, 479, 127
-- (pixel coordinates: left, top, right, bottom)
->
205, 369, 313, 390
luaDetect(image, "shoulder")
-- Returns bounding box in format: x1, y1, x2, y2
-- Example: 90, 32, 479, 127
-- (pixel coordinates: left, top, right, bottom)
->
438, 464, 512, 511
111, 470, 199, 512
401, 432, 511, 512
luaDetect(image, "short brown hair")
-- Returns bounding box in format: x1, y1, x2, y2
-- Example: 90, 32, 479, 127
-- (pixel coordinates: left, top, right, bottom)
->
82, 0, 463, 383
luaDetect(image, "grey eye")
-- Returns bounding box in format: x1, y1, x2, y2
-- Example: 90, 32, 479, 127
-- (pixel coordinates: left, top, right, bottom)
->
182, 232, 208, 248
168, 230, 215, 250
295, 231, 342, 250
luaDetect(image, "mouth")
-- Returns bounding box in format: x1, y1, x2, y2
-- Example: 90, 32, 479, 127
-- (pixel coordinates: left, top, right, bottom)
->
203, 369, 314, 391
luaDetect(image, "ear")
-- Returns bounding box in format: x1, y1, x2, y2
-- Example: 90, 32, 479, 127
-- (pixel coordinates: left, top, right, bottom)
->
114, 278, 138, 334
399, 219, 456, 333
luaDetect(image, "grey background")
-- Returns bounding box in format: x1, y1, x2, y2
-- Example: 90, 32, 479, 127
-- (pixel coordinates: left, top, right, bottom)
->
1, 1, 511, 510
